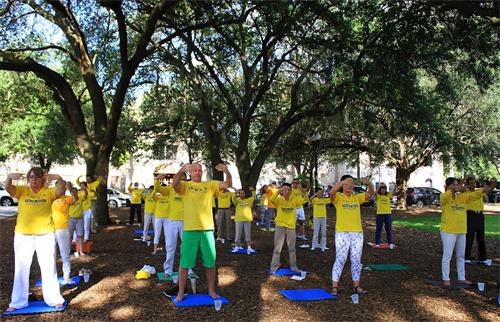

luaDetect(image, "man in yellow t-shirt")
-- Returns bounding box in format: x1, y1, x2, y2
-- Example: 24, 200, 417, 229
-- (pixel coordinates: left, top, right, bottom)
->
128, 182, 145, 226
172, 162, 232, 302
269, 183, 306, 273
374, 184, 394, 248
215, 188, 234, 243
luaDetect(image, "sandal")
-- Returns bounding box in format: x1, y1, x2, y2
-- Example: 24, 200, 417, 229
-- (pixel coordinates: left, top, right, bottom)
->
331, 287, 339, 296
353, 286, 368, 294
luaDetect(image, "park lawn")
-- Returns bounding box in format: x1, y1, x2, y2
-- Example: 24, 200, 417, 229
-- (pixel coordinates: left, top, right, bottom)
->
393, 214, 500, 240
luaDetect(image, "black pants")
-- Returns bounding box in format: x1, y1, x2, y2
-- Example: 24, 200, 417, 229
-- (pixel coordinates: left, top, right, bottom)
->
465, 210, 486, 261
129, 204, 142, 224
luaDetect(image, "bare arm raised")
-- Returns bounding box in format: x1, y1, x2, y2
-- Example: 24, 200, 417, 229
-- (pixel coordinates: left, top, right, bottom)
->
215, 163, 232, 191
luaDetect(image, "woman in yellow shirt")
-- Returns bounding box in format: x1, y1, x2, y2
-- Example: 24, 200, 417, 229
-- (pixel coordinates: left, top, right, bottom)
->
374, 184, 394, 248
231, 187, 256, 253
141, 185, 156, 242
69, 187, 86, 256
329, 175, 374, 296
310, 188, 331, 251
269, 183, 306, 273
439, 177, 495, 286
5, 168, 66, 312
51, 186, 78, 284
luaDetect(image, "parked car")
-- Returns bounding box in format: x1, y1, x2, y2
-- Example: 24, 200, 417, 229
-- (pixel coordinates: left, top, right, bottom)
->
0, 185, 18, 206
353, 186, 376, 207
487, 188, 500, 203
107, 188, 131, 208
406, 187, 441, 207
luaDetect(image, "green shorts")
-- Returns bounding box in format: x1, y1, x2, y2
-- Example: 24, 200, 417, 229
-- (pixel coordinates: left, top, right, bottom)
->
180, 230, 216, 268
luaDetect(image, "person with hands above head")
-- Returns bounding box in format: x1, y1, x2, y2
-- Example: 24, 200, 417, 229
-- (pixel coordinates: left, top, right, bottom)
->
291, 178, 310, 241
329, 175, 374, 296
439, 177, 496, 287
141, 184, 156, 243
173, 162, 232, 303
128, 182, 145, 226
231, 187, 256, 253
68, 187, 86, 256
269, 183, 307, 273
464, 176, 490, 263
76, 174, 102, 233
374, 183, 394, 249
310, 187, 331, 251
51, 184, 78, 284
215, 186, 235, 244
5, 168, 66, 312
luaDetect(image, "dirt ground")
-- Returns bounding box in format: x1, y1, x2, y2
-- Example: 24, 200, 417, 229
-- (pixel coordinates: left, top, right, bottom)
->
0, 206, 499, 321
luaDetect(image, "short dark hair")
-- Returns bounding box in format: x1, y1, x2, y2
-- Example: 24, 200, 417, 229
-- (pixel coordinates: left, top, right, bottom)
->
315, 187, 323, 193
466, 177, 475, 184
445, 177, 456, 188
282, 183, 291, 188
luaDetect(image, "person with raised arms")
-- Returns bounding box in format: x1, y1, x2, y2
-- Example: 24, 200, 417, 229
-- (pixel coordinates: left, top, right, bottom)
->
141, 184, 156, 243
329, 175, 374, 296
374, 183, 394, 249
215, 187, 235, 243
51, 185, 78, 284
269, 183, 307, 273
173, 162, 232, 302
231, 187, 256, 253
152, 180, 169, 255
291, 178, 310, 241
128, 182, 145, 226
76, 175, 102, 233
464, 176, 488, 263
439, 177, 496, 286
68, 187, 86, 256
5, 168, 66, 312
310, 187, 331, 251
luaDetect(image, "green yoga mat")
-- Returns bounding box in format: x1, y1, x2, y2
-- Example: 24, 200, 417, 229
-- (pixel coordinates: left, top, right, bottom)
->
157, 272, 199, 281
364, 264, 410, 271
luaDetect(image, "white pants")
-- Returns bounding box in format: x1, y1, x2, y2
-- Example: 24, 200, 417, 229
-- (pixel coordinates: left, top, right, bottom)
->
55, 229, 71, 277
83, 209, 92, 241
295, 208, 305, 221
9, 233, 65, 309
69, 217, 84, 238
441, 232, 466, 281
143, 213, 154, 240
312, 217, 327, 249
154, 218, 169, 245
164, 220, 183, 273
235, 221, 251, 243
331, 232, 363, 282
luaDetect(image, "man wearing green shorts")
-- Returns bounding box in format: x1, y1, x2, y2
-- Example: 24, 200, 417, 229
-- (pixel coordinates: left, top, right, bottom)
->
173, 162, 232, 302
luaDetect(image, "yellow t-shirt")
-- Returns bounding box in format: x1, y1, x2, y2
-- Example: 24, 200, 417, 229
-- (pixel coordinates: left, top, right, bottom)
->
14, 186, 57, 235
232, 195, 255, 222
311, 197, 331, 218
179, 180, 220, 231
333, 192, 366, 232
466, 189, 485, 212
69, 198, 84, 218
154, 193, 169, 218
260, 192, 268, 207
78, 190, 91, 211
266, 187, 278, 208
290, 188, 307, 208
51, 195, 73, 230
440, 190, 484, 234
142, 192, 157, 214
375, 192, 393, 215
216, 190, 233, 209
128, 185, 145, 204
271, 194, 302, 229
78, 176, 102, 201
167, 187, 184, 221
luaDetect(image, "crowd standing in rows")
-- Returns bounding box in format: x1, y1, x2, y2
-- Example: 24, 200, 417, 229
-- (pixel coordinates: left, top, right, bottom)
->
4, 164, 496, 311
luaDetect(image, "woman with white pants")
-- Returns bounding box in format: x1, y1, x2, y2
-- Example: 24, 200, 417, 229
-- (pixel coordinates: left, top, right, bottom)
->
142, 185, 156, 242
5, 168, 66, 312
51, 186, 78, 283
79, 181, 94, 242
68, 188, 86, 256
329, 175, 374, 296
310, 188, 331, 251
231, 188, 256, 252
152, 184, 169, 255
439, 177, 495, 286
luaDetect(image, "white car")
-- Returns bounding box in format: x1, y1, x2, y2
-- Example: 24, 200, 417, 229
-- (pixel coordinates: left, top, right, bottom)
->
0, 186, 18, 206
107, 188, 131, 208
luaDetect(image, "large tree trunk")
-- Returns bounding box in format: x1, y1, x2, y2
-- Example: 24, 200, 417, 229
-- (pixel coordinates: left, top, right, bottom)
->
199, 97, 223, 180
395, 167, 411, 210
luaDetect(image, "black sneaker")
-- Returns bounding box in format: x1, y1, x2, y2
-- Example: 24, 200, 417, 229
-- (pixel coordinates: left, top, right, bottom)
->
163, 286, 179, 298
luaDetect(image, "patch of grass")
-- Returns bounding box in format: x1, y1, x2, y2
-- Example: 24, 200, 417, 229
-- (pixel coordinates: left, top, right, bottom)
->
393, 214, 500, 240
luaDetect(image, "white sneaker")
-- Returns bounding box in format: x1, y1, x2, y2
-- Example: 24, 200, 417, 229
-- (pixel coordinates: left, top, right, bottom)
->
221, 239, 225, 244
389, 244, 395, 249
321, 248, 327, 252
247, 246, 255, 253
310, 247, 316, 251
232, 247, 241, 253
465, 259, 472, 264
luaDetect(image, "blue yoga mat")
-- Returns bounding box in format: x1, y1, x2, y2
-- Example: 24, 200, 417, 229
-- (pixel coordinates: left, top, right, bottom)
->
266, 268, 305, 276
227, 248, 258, 254
134, 230, 154, 235
34, 276, 81, 287
279, 289, 337, 301
171, 294, 229, 307
2, 301, 67, 315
